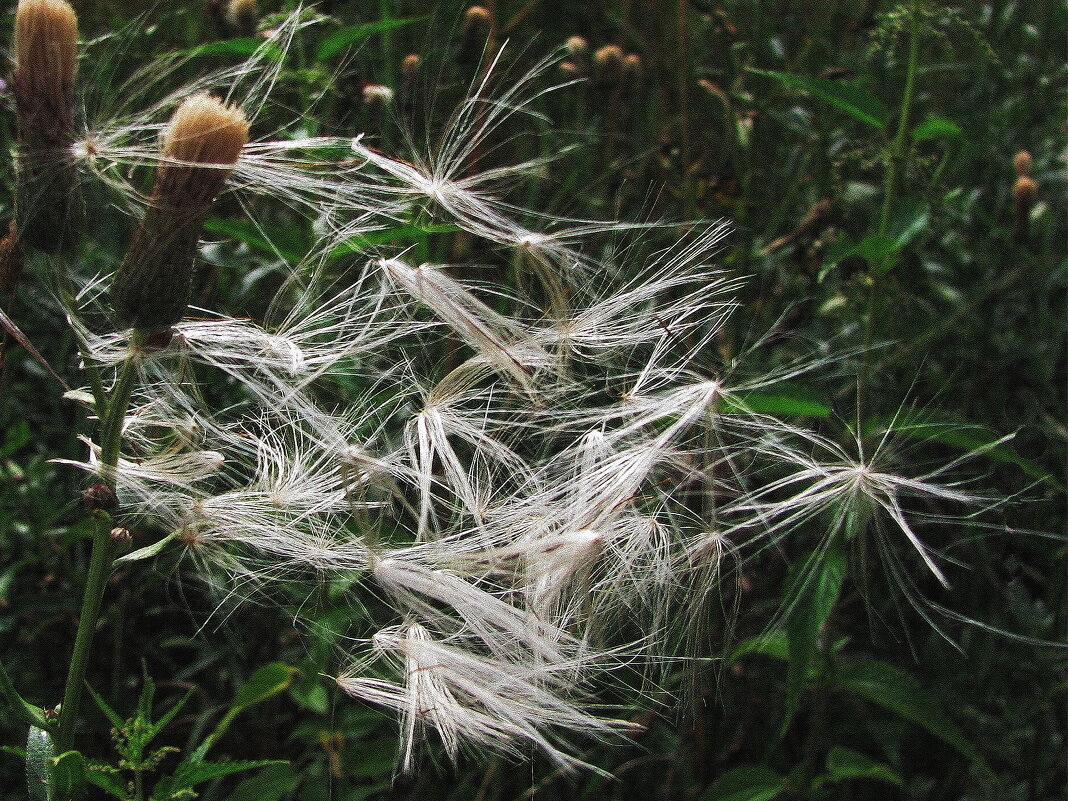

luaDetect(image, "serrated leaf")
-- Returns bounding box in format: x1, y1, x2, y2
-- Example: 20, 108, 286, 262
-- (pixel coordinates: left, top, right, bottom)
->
911, 118, 963, 142
50, 749, 87, 799
748, 69, 888, 129
701, 765, 784, 801
826, 746, 902, 785
835, 658, 990, 773
316, 18, 420, 61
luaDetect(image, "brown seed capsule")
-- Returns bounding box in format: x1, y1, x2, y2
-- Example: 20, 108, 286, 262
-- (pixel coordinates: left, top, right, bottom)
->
111, 94, 249, 332
401, 53, 422, 84
12, 0, 81, 253
621, 53, 643, 85
1012, 150, 1033, 177
82, 482, 118, 511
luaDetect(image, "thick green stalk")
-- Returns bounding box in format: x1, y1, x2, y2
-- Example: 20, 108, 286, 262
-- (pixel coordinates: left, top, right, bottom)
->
55, 332, 145, 756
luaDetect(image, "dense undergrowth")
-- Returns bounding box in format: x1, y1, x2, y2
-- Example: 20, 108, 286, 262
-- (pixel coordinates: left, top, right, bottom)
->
0, 1, 1064, 800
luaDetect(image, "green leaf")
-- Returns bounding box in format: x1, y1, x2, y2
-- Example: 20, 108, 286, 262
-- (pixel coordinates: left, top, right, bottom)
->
910, 118, 963, 142
316, 18, 421, 61
722, 386, 831, 418
856, 233, 900, 273
731, 632, 789, 663
193, 663, 299, 761
82, 762, 129, 800
232, 662, 300, 711
203, 218, 308, 263
152, 760, 287, 799
748, 69, 888, 129
0, 420, 29, 457
113, 534, 177, 565
50, 750, 88, 799
329, 223, 460, 259
834, 658, 990, 773
0, 661, 53, 731
185, 38, 282, 61
701, 765, 784, 801
868, 415, 1064, 491
826, 746, 902, 785
228, 763, 300, 801
86, 685, 125, 730
780, 544, 847, 735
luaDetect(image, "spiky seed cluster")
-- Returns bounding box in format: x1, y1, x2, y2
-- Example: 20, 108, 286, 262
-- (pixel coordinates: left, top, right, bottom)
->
12, 0, 81, 253
111, 94, 249, 332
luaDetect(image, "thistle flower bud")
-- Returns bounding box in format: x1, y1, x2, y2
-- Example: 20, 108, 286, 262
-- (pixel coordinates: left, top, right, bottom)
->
1012, 150, 1033, 177
225, 0, 258, 37
401, 53, 421, 84
458, 6, 492, 66
111, 94, 249, 332
12, 0, 81, 253
1012, 174, 1037, 242
592, 44, 624, 87
362, 84, 394, 106
565, 35, 589, 62
621, 53, 643, 85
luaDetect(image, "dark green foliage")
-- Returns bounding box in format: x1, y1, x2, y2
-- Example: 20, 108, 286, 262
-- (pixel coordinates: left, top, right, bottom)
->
1, 1, 1064, 799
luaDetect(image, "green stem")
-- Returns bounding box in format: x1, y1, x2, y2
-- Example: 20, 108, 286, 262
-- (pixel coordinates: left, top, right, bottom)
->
55, 331, 145, 756
877, 0, 921, 238
860, 0, 921, 443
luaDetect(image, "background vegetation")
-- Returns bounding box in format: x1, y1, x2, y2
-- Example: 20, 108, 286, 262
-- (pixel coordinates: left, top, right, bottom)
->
1, 0, 1064, 799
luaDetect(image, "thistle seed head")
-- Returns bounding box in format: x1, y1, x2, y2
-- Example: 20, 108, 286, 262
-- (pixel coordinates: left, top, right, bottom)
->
111, 95, 249, 332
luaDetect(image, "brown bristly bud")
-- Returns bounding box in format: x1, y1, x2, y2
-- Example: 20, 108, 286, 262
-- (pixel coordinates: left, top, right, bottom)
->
558, 61, 582, 79
592, 44, 625, 87
0, 223, 26, 294
401, 53, 421, 84
225, 0, 258, 37
1012, 174, 1037, 242
621, 53, 643, 85
458, 6, 493, 66
111, 94, 249, 332
362, 84, 394, 107
565, 35, 589, 62
12, 0, 81, 253
1012, 150, 1032, 177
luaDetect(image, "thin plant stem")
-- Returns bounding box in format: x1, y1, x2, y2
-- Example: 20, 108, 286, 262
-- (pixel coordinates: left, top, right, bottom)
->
858, 0, 922, 446
55, 330, 146, 756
